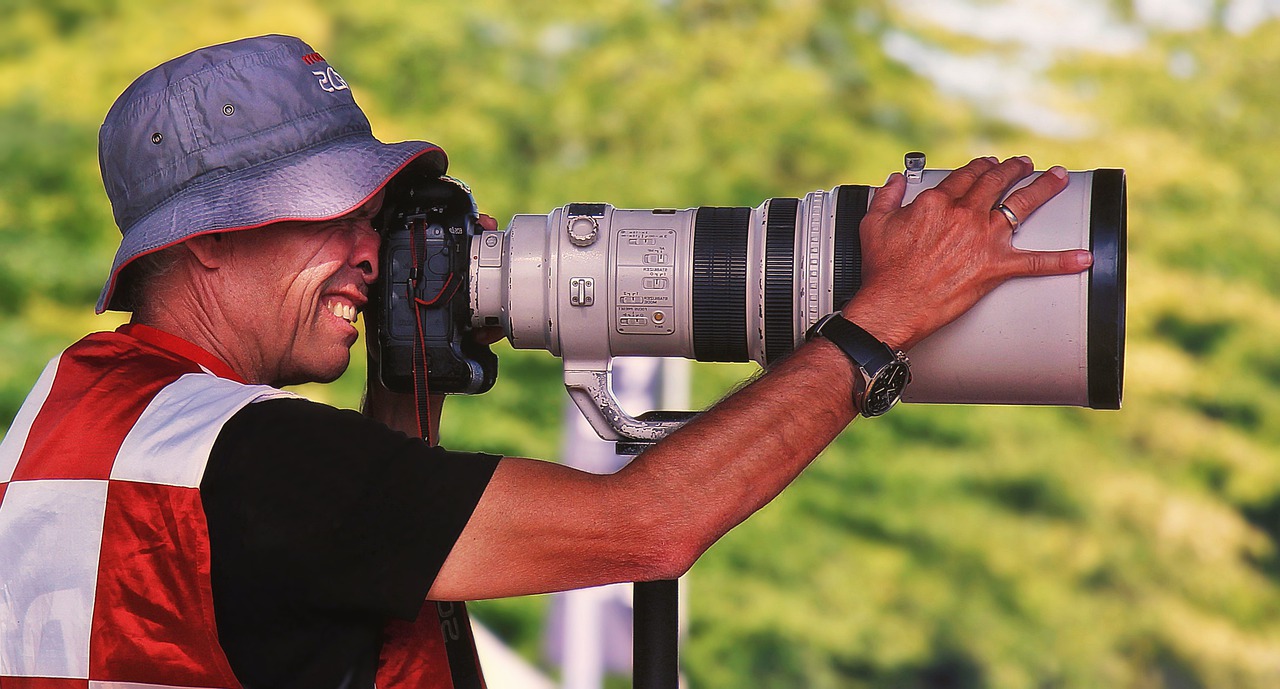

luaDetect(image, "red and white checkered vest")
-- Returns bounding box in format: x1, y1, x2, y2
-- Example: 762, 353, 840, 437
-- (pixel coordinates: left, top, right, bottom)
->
0, 325, 482, 688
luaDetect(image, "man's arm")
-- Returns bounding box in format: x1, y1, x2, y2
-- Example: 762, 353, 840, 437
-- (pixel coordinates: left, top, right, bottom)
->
368, 157, 1093, 601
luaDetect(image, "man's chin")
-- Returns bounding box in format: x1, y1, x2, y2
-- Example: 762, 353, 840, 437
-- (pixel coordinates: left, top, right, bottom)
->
276, 359, 351, 388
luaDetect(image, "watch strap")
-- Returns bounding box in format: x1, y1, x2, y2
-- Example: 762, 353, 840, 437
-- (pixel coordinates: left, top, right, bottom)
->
806, 313, 896, 376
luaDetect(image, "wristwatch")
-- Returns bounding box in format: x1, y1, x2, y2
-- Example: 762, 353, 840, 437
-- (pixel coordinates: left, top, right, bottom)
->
806, 313, 912, 417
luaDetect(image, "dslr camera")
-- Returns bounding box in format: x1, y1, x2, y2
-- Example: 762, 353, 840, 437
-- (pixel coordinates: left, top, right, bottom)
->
374, 173, 498, 397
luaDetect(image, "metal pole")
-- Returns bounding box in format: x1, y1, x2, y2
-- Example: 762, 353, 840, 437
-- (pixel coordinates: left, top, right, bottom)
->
633, 579, 680, 689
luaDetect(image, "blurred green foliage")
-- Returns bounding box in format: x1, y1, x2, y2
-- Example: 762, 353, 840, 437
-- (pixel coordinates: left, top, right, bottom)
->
3, 1, 1280, 687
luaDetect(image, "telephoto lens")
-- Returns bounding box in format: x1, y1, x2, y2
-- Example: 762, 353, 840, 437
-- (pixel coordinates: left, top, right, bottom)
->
470, 157, 1125, 441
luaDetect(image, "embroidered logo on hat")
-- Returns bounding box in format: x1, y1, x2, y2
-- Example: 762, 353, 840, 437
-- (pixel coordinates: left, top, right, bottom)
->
313, 67, 349, 93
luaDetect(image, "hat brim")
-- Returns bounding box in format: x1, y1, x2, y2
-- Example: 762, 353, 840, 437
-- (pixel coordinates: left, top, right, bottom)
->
97, 134, 447, 313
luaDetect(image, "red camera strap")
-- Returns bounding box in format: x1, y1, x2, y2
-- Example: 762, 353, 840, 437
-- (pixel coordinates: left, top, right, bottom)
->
406, 218, 434, 445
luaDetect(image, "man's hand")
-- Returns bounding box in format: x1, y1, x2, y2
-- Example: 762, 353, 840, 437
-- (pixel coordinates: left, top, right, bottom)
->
845, 156, 1094, 351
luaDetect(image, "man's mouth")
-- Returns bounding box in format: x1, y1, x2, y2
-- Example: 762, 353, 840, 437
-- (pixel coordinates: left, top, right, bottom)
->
324, 299, 359, 324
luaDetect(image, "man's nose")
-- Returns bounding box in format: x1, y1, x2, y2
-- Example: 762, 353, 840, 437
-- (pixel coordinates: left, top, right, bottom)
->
353, 223, 380, 283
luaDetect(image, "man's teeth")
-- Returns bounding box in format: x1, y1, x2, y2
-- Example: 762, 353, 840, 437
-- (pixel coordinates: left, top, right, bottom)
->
326, 301, 358, 323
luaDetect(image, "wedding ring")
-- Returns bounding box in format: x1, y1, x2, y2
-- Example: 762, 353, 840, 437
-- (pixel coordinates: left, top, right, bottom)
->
994, 203, 1020, 232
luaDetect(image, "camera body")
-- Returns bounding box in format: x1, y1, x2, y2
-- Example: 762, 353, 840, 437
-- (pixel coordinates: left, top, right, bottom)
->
375, 174, 497, 395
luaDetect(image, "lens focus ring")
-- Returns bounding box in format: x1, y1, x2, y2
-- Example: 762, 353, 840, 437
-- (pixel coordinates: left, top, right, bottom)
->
833, 185, 869, 310
764, 198, 799, 365
693, 207, 751, 362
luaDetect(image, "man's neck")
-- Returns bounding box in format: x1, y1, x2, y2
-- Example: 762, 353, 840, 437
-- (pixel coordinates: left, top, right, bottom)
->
133, 295, 269, 386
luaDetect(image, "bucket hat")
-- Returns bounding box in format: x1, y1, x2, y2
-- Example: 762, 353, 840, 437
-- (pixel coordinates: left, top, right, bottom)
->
96, 34, 447, 312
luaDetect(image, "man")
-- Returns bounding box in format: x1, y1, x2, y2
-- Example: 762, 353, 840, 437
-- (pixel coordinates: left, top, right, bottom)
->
0, 34, 1091, 688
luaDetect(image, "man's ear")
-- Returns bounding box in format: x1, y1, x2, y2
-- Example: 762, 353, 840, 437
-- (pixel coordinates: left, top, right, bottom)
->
184, 233, 226, 269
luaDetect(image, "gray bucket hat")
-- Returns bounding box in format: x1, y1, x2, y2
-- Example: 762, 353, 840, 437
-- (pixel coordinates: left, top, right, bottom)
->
96, 34, 447, 312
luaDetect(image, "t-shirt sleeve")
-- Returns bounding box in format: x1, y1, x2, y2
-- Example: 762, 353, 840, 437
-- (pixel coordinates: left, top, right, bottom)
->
201, 397, 500, 621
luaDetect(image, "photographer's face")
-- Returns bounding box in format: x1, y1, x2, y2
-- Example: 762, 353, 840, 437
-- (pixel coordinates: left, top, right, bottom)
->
219, 191, 383, 386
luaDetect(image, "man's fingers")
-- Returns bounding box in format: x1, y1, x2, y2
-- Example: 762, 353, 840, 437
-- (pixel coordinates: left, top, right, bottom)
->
992, 166, 1069, 230
1011, 248, 1094, 277
966, 156, 1038, 210
471, 326, 507, 346
930, 156, 999, 198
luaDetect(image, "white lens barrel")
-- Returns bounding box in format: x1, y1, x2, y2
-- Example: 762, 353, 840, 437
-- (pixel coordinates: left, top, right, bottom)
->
474, 206, 705, 364
470, 168, 1125, 419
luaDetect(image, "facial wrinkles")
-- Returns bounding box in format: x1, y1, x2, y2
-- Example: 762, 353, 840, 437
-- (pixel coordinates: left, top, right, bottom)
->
215, 225, 343, 385
279, 229, 364, 378
216, 192, 382, 386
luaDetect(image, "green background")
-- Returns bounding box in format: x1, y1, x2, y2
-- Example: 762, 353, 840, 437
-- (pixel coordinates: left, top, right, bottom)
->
3, 1, 1280, 687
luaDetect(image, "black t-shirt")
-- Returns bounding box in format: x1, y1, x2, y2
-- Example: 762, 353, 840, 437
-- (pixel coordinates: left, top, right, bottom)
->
200, 397, 500, 689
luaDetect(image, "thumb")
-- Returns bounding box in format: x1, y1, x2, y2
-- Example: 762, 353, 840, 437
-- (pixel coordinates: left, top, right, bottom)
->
866, 172, 906, 219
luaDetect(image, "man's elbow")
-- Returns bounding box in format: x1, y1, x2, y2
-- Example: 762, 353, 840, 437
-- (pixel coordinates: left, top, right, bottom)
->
620, 509, 716, 582
628, 538, 703, 582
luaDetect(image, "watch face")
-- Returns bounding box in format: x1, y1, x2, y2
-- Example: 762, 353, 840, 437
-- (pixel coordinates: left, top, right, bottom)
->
863, 361, 911, 417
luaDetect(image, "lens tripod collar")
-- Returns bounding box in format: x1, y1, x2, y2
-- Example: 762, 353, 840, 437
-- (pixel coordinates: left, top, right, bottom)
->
807, 313, 912, 417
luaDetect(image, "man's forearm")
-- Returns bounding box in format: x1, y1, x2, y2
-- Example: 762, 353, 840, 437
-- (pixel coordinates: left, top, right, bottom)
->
612, 333, 859, 567
429, 332, 861, 600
